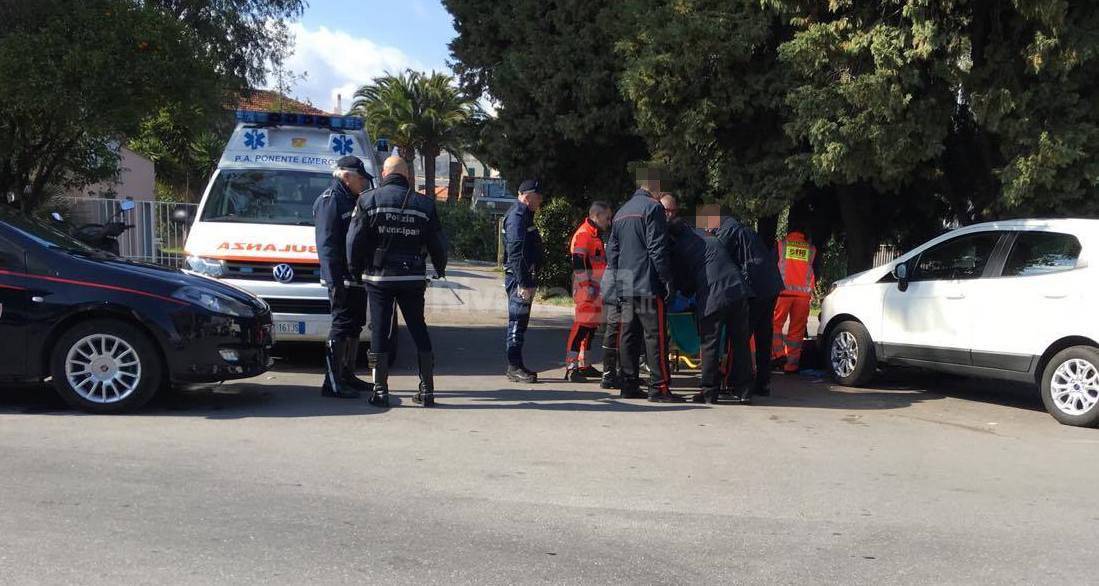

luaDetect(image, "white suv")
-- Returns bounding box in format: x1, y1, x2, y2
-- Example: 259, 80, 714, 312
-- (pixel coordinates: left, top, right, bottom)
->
818, 219, 1099, 427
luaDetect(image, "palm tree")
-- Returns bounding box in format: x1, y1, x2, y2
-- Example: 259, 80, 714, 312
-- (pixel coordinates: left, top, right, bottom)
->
351, 70, 478, 202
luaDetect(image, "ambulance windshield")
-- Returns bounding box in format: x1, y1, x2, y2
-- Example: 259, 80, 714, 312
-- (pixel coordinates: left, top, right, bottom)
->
200, 169, 335, 226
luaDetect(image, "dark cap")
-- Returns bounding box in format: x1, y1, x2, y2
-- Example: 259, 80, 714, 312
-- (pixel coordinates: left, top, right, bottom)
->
517, 179, 541, 194
336, 155, 370, 179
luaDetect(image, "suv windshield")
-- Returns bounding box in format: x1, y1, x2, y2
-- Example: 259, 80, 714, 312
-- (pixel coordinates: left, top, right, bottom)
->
200, 169, 334, 226
0, 205, 99, 253
475, 179, 512, 200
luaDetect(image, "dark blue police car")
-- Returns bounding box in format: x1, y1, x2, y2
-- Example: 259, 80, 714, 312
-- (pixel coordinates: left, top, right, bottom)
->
0, 205, 273, 413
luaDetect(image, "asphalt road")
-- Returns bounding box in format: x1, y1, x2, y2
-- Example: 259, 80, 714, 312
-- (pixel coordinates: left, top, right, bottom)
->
2, 315, 1097, 584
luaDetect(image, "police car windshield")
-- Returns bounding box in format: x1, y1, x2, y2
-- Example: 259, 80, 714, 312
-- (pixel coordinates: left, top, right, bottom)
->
201, 169, 333, 226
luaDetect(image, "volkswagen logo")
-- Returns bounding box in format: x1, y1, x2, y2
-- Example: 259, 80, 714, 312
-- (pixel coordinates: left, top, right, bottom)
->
272, 263, 295, 283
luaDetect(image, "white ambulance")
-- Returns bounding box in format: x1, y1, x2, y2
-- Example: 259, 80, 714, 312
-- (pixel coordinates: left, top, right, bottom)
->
181, 110, 386, 342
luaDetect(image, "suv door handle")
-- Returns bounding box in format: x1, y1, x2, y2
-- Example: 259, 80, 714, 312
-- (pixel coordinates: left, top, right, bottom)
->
945, 291, 965, 299
1044, 292, 1067, 299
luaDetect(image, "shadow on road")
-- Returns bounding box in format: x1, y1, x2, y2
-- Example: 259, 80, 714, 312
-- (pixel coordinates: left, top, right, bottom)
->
0, 321, 1045, 418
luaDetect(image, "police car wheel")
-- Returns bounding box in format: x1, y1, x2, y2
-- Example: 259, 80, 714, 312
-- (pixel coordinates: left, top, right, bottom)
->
1041, 346, 1099, 428
826, 321, 876, 387
50, 319, 163, 414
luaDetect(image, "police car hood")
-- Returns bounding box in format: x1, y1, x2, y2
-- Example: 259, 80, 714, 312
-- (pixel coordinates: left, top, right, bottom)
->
185, 221, 319, 264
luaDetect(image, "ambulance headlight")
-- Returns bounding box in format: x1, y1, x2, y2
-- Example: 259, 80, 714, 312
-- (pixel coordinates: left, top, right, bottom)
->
186, 256, 226, 277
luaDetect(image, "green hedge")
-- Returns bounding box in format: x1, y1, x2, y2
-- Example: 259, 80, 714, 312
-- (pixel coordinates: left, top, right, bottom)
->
436, 202, 498, 262
534, 197, 584, 292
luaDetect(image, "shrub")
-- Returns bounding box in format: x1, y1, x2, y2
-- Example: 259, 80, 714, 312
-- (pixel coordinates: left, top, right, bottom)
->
436, 202, 498, 262
534, 197, 584, 292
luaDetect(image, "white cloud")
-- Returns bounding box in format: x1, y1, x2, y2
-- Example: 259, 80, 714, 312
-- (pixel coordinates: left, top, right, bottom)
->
275, 23, 423, 114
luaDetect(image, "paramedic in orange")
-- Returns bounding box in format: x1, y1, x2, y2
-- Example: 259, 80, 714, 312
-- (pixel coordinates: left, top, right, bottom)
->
565, 201, 612, 381
772, 221, 817, 374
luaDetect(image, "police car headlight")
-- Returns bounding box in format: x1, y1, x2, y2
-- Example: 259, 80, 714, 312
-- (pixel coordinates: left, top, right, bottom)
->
172, 286, 253, 317
186, 256, 226, 277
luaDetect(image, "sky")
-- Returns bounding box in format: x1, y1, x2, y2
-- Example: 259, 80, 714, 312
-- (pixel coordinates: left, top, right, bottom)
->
277, 0, 457, 113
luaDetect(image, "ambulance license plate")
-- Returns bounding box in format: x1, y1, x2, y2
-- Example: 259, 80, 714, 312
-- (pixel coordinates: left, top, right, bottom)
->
275, 321, 306, 336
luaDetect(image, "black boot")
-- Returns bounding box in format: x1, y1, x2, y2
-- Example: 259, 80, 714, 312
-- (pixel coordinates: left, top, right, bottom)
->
691, 388, 720, 404
369, 352, 390, 407
647, 388, 686, 403
341, 338, 373, 394
413, 352, 435, 407
322, 338, 360, 399
618, 378, 647, 399
600, 349, 620, 389
506, 365, 538, 383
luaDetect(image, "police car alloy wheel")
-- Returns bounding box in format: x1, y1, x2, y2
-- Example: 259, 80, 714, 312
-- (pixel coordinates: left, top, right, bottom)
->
65, 334, 141, 403
826, 321, 877, 387
1041, 346, 1099, 427
50, 319, 164, 414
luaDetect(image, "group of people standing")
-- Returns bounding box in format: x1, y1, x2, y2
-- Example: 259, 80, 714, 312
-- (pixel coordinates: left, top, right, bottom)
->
503, 181, 817, 405
313, 160, 817, 408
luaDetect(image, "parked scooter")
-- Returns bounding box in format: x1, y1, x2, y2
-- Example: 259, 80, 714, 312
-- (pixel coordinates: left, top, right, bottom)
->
52, 198, 136, 255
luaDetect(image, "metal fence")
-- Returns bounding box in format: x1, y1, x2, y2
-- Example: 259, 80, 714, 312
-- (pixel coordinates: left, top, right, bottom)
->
872, 244, 900, 267
63, 197, 197, 268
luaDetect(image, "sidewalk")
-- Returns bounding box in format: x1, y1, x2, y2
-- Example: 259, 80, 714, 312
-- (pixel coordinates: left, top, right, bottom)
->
426, 261, 821, 334
425, 261, 572, 326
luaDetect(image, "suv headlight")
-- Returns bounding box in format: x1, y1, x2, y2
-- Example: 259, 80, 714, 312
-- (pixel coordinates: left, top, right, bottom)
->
172, 286, 253, 317
186, 255, 226, 277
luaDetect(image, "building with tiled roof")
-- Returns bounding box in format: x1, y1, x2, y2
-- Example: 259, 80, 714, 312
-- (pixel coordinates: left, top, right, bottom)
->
233, 89, 329, 115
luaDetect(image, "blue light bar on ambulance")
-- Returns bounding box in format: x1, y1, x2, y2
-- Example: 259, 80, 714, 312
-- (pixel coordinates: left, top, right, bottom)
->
234, 110, 364, 130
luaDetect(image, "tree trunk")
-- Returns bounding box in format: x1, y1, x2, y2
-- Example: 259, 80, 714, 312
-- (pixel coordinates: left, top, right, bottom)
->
423, 145, 439, 201
397, 145, 415, 183
837, 184, 878, 274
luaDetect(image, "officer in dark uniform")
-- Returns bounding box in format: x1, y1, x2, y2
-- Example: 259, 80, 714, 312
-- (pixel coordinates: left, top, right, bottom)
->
667, 219, 752, 404
605, 187, 681, 402
502, 179, 544, 383
347, 156, 447, 407
313, 155, 374, 399
714, 212, 785, 396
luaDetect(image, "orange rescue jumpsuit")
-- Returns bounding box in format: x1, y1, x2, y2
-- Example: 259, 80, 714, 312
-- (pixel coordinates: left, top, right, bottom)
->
566, 219, 606, 368
772, 231, 817, 372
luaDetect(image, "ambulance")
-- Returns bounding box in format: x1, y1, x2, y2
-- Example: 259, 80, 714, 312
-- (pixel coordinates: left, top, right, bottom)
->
181, 110, 386, 342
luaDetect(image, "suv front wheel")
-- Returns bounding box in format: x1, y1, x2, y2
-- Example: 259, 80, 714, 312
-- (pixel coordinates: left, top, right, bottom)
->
1041, 346, 1099, 427
826, 320, 877, 387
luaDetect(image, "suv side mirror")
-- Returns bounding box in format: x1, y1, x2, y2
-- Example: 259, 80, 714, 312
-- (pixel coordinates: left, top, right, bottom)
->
171, 206, 195, 225
893, 263, 910, 292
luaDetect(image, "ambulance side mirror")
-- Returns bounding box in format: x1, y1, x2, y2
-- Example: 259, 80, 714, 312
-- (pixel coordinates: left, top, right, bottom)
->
375, 138, 390, 154
893, 263, 909, 292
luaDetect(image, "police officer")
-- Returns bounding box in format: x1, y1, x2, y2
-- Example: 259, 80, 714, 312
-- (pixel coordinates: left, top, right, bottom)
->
714, 211, 785, 396
313, 155, 374, 399
347, 156, 447, 407
605, 187, 681, 402
503, 179, 544, 383
667, 219, 752, 404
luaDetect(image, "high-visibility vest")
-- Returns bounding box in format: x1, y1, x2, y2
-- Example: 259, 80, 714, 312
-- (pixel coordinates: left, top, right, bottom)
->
569, 219, 606, 289
777, 231, 816, 297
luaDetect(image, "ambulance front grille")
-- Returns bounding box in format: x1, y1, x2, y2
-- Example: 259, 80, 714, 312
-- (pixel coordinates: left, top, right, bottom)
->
224, 261, 321, 283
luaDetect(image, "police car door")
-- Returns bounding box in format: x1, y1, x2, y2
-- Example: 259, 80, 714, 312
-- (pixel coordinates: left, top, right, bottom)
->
0, 232, 28, 378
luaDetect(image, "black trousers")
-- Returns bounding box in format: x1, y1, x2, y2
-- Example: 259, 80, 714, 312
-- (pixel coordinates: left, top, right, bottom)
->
619, 296, 670, 392
601, 299, 621, 353
328, 284, 366, 340
748, 295, 778, 390
366, 282, 431, 354
696, 300, 752, 393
